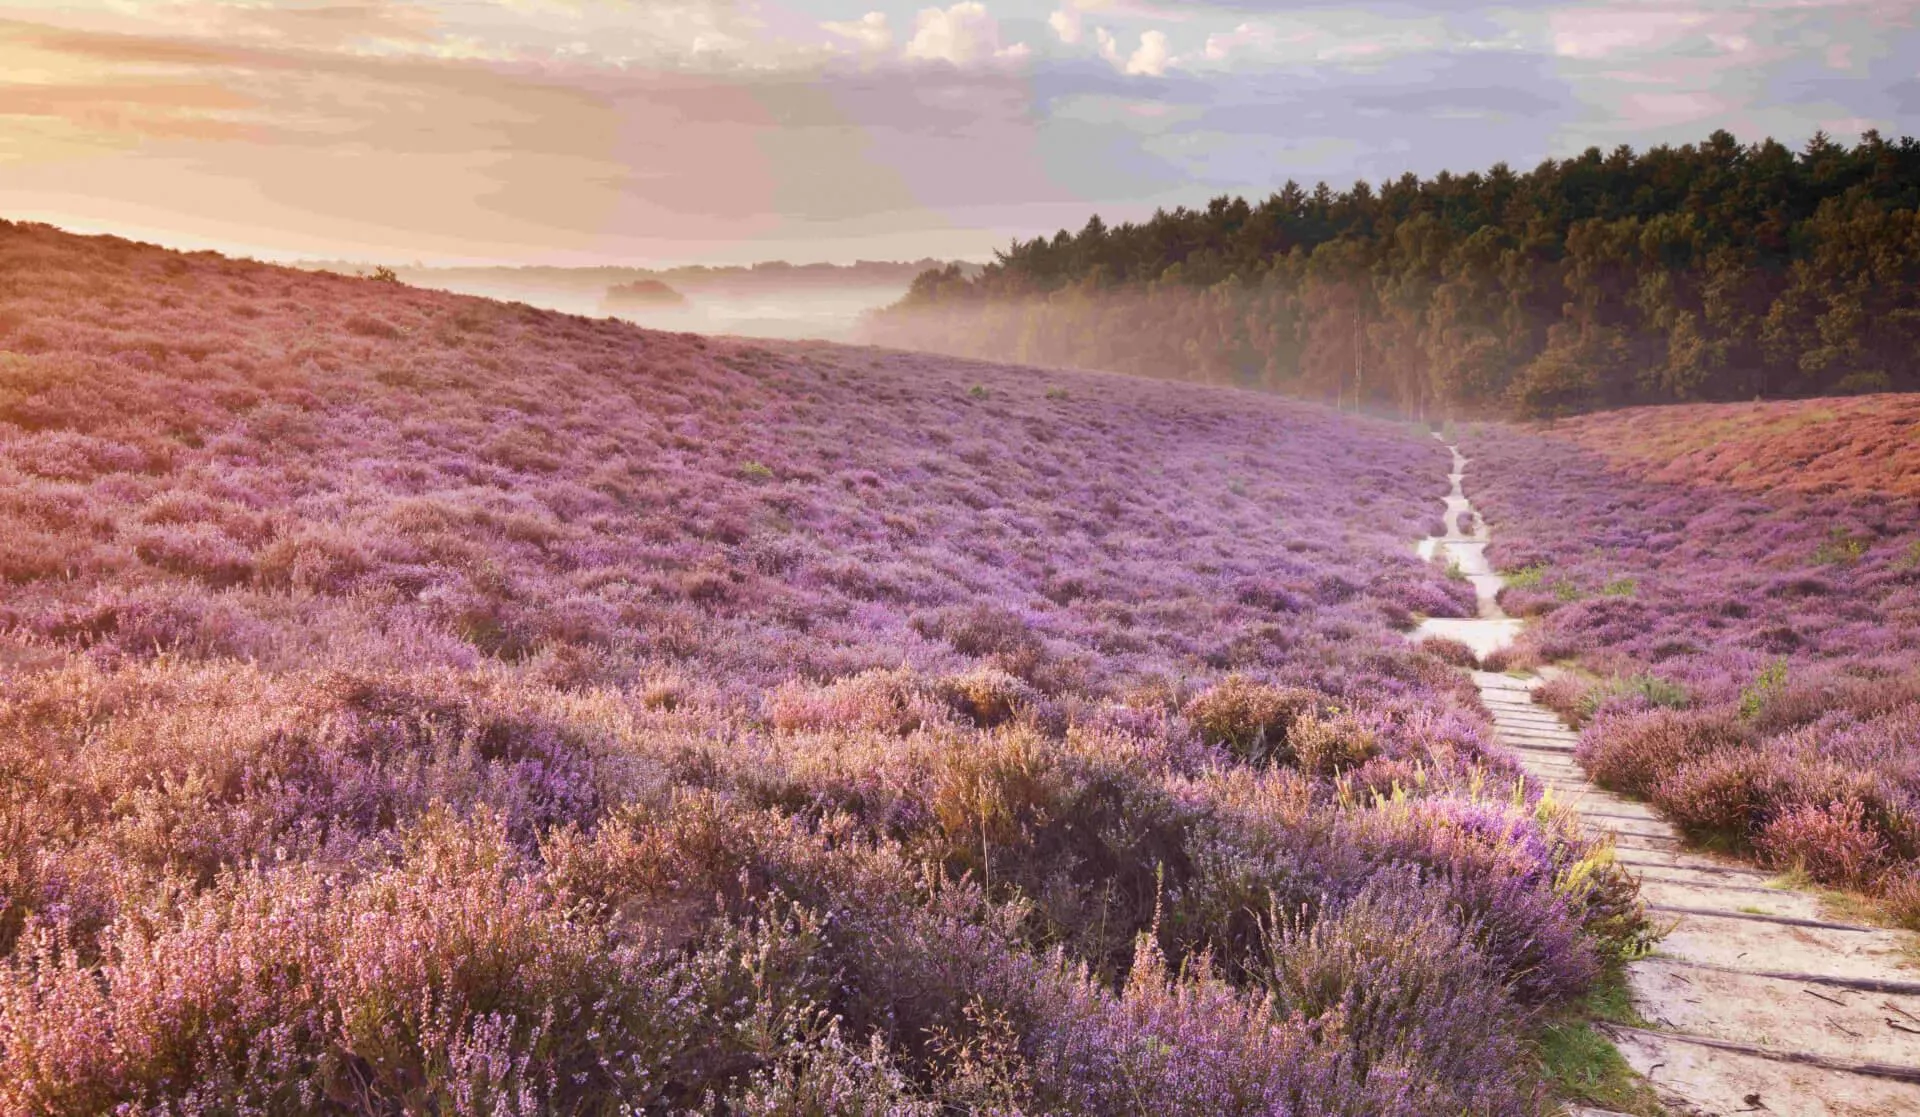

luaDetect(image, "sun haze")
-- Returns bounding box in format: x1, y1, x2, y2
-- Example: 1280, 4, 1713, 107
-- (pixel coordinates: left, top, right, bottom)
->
2, 1, 1912, 265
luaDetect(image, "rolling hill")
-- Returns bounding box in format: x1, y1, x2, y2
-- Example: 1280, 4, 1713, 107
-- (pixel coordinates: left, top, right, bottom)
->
0, 220, 1641, 1115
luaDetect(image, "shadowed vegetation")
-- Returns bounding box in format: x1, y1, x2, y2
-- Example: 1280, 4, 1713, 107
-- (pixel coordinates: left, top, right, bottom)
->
869, 129, 1920, 418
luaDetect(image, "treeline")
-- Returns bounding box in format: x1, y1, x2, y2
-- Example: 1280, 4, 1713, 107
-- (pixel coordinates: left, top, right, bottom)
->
864, 130, 1920, 416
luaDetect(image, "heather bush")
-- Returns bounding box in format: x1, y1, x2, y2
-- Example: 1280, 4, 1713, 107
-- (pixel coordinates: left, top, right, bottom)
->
704, 1026, 938, 1117
764, 667, 945, 735
1341, 799, 1613, 1005
1579, 708, 1750, 799
1882, 870, 1920, 931
1652, 751, 1774, 847
1755, 799, 1888, 887
1532, 674, 1585, 723
1260, 869, 1543, 1114
1185, 675, 1319, 766
936, 665, 1050, 730
0, 810, 841, 1115
1289, 711, 1382, 777
1418, 635, 1478, 668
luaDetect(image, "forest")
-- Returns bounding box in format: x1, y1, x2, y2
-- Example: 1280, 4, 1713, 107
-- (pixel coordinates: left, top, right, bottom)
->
865, 130, 1920, 417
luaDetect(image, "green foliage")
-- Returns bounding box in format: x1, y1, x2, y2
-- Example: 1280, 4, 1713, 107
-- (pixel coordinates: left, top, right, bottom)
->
1444, 559, 1467, 582
1602, 577, 1638, 597
967, 384, 990, 400
1043, 387, 1069, 401
1505, 563, 1548, 590
1535, 1019, 1662, 1115
368, 265, 400, 284
1576, 674, 1690, 721
1536, 975, 1665, 1115
1812, 526, 1871, 565
1632, 676, 1691, 710
1739, 658, 1790, 719
1504, 562, 1581, 601
1901, 539, 1920, 570
740, 461, 775, 482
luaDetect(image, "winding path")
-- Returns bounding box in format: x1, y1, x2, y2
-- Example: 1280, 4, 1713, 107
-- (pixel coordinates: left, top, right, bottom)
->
1417, 440, 1920, 1117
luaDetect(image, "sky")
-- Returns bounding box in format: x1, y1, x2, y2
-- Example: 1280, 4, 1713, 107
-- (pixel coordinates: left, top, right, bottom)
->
0, 0, 1915, 266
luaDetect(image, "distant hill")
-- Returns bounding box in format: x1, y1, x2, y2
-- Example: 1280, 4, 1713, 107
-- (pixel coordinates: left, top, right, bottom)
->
601, 278, 687, 311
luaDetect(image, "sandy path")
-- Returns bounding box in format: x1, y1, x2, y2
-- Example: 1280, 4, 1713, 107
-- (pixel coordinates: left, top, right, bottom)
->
1416, 440, 1920, 1117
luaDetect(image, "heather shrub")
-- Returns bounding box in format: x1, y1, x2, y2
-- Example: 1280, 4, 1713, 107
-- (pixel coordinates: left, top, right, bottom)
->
1289, 711, 1381, 777
254, 528, 372, 594
1479, 646, 1518, 673
1652, 751, 1773, 847
0, 810, 840, 1115
1532, 674, 1585, 723
936, 665, 1049, 730
1881, 869, 1920, 931
763, 668, 944, 735
1343, 799, 1609, 1004
931, 729, 1062, 862
1259, 869, 1543, 1114
922, 730, 1201, 971
1579, 708, 1748, 799
1185, 676, 1319, 766
921, 604, 1045, 665
704, 1026, 937, 1117
132, 524, 255, 587
1418, 635, 1478, 668
1755, 798, 1888, 887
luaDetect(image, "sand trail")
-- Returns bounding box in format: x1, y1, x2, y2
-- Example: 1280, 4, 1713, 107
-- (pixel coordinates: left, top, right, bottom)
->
1416, 440, 1920, 1117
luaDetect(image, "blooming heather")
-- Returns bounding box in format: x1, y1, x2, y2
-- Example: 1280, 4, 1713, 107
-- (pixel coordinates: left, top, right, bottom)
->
0, 221, 1640, 1113
1466, 403, 1920, 911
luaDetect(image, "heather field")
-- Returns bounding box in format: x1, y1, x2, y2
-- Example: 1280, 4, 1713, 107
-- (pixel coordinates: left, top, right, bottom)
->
0, 221, 1648, 1114
1466, 399, 1920, 919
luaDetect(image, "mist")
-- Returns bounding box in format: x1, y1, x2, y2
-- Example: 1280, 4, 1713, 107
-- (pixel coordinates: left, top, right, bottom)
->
307, 260, 952, 342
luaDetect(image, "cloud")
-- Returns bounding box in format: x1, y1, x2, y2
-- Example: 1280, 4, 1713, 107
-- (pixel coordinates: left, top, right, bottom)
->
823, 11, 892, 54
1086, 26, 1171, 76
1204, 22, 1275, 61
1125, 29, 1170, 75
1048, 7, 1085, 46
3, 1, 1915, 266
1047, 1, 1187, 48
903, 3, 1027, 66
1549, 8, 1723, 61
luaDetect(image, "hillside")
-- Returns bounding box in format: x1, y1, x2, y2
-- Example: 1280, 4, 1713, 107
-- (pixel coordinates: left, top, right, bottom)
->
868, 129, 1920, 417
0, 221, 1644, 1114
1464, 398, 1920, 919
1528, 394, 1920, 500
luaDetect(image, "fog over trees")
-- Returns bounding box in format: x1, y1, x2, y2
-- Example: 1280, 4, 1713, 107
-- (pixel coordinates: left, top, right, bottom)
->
869, 130, 1920, 417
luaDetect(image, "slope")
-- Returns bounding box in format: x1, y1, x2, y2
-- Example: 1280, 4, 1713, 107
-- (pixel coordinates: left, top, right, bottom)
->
0, 219, 1646, 1114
